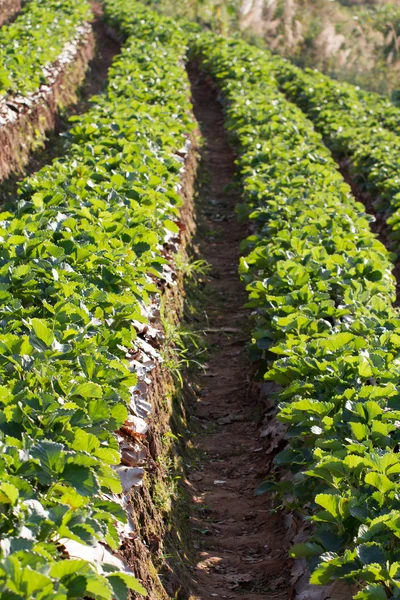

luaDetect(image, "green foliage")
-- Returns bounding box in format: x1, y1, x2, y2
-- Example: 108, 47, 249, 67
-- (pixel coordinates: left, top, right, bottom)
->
0, 1, 195, 597
0, 0, 91, 98
191, 30, 400, 599
103, 0, 194, 46
264, 50, 400, 248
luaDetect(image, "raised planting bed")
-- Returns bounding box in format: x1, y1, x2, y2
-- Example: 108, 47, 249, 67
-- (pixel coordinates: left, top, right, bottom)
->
0, 4, 198, 597
0, 0, 94, 182
0, 24, 95, 181
261, 52, 400, 252
191, 31, 400, 600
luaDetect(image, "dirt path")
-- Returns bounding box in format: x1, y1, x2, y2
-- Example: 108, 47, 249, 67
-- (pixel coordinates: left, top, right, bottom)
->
184, 63, 291, 600
70, 2, 121, 115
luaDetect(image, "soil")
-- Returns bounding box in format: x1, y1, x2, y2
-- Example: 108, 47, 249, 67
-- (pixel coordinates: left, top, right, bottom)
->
0, 0, 20, 27
69, 2, 121, 116
184, 62, 291, 600
118, 142, 199, 600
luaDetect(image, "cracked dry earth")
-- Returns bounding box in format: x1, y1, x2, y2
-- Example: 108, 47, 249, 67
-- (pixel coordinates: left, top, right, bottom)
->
185, 64, 291, 600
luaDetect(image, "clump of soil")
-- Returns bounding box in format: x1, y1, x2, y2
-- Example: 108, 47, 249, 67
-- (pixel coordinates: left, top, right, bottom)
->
0, 0, 20, 27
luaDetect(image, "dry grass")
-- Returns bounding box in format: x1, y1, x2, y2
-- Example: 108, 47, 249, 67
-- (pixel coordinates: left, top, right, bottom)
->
239, 0, 400, 95
144, 0, 400, 95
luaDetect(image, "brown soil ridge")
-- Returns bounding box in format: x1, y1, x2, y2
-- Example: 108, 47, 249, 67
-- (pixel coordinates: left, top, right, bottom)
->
0, 0, 20, 27
185, 63, 291, 600
0, 22, 95, 182
119, 140, 199, 600
69, 2, 121, 117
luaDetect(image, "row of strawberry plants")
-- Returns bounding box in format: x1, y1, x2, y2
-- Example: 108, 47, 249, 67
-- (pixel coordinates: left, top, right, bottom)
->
257, 56, 400, 242
103, 0, 193, 45
0, 5, 195, 599
191, 32, 400, 599
0, 0, 92, 99
272, 61, 400, 138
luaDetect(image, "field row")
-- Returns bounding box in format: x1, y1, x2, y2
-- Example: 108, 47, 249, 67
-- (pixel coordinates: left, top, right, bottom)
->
2, 0, 400, 598
188, 30, 400, 599
0, 0, 91, 98
0, 0, 94, 181
267, 54, 400, 243
0, 1, 195, 597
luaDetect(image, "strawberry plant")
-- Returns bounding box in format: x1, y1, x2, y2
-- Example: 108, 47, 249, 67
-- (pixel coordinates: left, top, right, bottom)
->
184, 33, 400, 256
191, 31, 400, 598
257, 51, 400, 250
0, 4, 195, 598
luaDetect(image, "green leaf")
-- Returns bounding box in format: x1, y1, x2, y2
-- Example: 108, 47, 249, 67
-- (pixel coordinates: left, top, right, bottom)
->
365, 472, 395, 493
108, 575, 129, 600
31, 441, 65, 477
354, 584, 388, 599
314, 494, 341, 519
72, 429, 100, 454
324, 332, 355, 352
61, 464, 99, 497
343, 455, 366, 470
64, 575, 88, 597
349, 422, 368, 441
0, 482, 19, 505
291, 399, 334, 415
85, 575, 113, 600
30, 318, 54, 347
255, 480, 276, 495
88, 400, 110, 423
357, 543, 385, 565
72, 383, 103, 400
0, 557, 53, 596
309, 560, 337, 586
163, 220, 179, 233
0, 385, 12, 405
49, 560, 89, 579
358, 356, 373, 378
109, 572, 146, 596
110, 404, 128, 428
